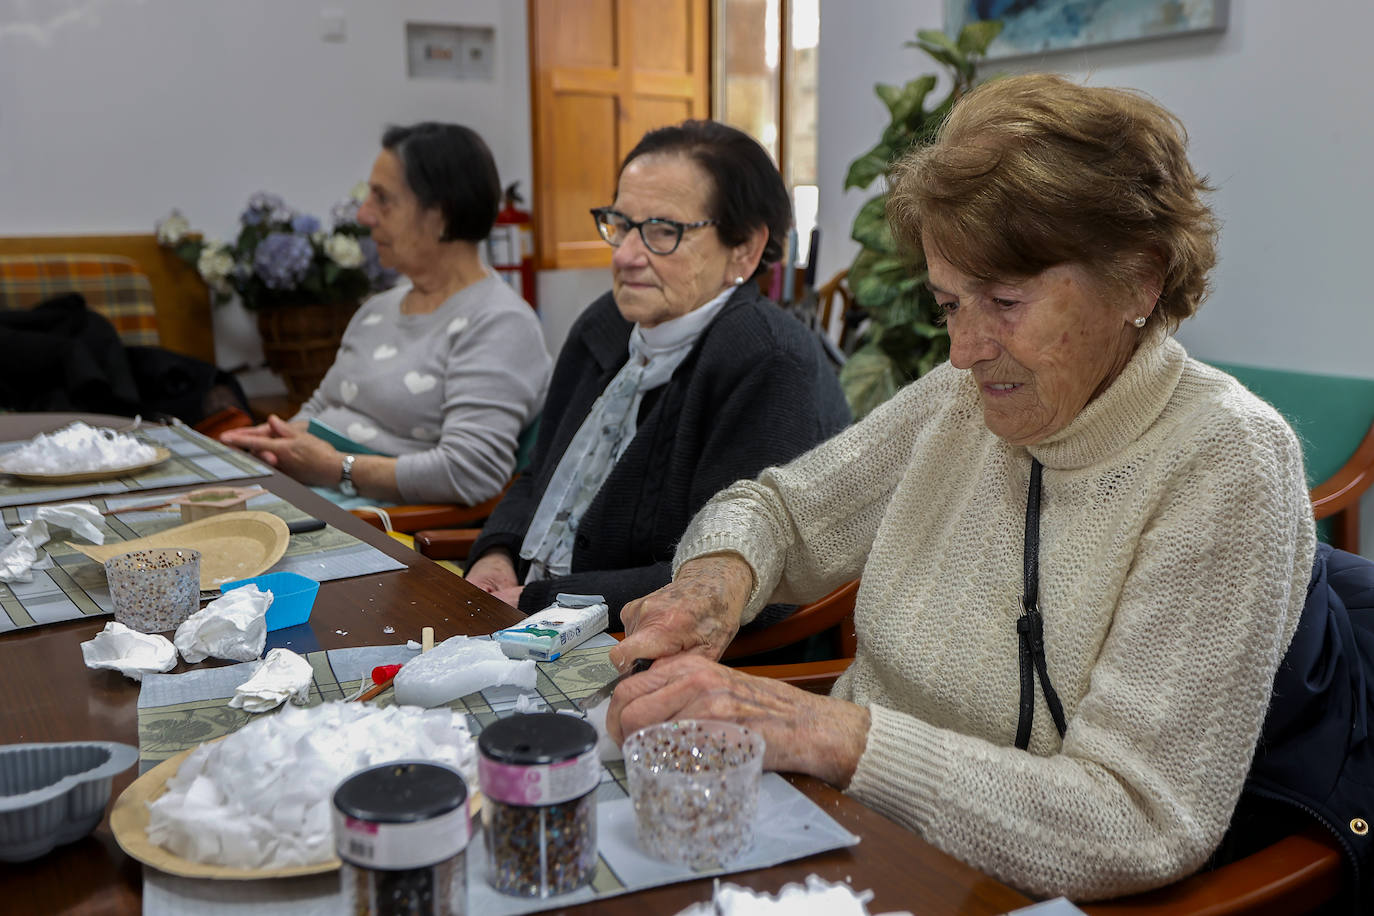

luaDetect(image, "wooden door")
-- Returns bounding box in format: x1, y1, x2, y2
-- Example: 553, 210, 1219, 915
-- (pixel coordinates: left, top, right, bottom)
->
530, 0, 711, 269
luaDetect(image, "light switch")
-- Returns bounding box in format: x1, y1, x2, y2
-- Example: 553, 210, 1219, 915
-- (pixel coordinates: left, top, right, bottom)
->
320, 9, 346, 43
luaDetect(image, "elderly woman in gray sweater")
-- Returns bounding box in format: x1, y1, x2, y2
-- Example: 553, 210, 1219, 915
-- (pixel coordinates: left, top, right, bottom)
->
223, 122, 549, 506
605, 75, 1315, 902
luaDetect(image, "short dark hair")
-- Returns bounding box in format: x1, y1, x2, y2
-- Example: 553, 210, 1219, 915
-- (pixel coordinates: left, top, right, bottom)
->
381, 122, 501, 243
621, 120, 790, 279
888, 74, 1218, 330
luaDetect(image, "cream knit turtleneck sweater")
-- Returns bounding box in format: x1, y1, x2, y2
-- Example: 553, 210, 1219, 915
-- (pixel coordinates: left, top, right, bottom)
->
674, 336, 1316, 901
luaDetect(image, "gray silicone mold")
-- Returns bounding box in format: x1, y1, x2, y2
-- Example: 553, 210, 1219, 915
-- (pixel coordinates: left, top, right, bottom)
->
0, 741, 138, 862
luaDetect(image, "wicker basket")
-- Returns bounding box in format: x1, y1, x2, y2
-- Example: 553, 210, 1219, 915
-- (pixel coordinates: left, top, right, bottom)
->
256, 303, 359, 406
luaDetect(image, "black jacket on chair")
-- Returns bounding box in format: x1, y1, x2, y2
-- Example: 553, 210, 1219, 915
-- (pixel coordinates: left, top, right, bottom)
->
469, 284, 851, 624
1221, 541, 1374, 912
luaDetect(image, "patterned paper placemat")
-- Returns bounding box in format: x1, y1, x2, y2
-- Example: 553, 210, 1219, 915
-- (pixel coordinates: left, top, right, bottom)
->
136, 636, 859, 916
0, 492, 404, 633
0, 422, 270, 508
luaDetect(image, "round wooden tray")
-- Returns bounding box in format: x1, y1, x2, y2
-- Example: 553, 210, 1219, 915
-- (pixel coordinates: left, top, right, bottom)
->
110, 744, 341, 880
0, 446, 171, 483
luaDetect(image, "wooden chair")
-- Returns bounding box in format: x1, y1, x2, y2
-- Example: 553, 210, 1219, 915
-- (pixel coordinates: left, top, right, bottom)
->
1310, 414, 1374, 553
816, 268, 854, 345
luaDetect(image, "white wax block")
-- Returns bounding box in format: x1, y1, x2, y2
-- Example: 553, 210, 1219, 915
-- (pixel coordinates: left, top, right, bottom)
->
581, 696, 623, 762
80, 621, 178, 681
393, 635, 537, 707
175, 585, 272, 663
228, 648, 312, 712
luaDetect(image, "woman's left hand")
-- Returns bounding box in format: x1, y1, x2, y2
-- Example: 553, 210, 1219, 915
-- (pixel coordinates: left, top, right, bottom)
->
606, 654, 871, 788
221, 415, 340, 487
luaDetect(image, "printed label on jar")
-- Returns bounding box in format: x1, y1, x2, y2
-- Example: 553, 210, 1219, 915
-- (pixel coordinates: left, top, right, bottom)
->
332, 806, 470, 869
479, 748, 599, 806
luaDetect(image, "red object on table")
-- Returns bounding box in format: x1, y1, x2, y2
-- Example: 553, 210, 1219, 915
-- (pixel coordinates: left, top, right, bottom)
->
371, 664, 403, 685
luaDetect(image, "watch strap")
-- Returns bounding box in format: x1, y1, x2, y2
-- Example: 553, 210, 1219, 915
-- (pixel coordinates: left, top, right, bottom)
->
339, 454, 358, 496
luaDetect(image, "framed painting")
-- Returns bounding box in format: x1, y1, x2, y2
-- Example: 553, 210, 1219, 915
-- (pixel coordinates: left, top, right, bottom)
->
945, 0, 1229, 60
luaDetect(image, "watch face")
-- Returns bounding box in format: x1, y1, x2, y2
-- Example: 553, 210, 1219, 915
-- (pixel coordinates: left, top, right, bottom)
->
340, 455, 357, 496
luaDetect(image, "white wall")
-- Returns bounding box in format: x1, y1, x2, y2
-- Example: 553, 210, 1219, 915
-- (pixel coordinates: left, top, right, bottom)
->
816, 0, 1374, 379
0, 0, 604, 393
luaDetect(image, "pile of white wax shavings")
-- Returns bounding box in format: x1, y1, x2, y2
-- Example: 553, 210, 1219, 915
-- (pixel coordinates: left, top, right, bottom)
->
1, 422, 156, 473
145, 702, 475, 870
675, 876, 912, 916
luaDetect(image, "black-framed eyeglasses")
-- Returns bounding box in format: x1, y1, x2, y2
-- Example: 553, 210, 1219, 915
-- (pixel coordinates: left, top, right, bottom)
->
590, 206, 716, 255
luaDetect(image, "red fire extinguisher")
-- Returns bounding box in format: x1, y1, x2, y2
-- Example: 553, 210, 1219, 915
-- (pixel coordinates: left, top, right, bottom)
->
488, 181, 537, 309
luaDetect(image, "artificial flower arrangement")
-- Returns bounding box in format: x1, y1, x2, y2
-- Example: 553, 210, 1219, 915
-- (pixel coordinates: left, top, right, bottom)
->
156, 186, 397, 311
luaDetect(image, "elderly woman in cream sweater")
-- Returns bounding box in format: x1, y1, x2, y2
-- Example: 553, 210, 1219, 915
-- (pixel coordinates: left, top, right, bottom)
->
605, 74, 1315, 902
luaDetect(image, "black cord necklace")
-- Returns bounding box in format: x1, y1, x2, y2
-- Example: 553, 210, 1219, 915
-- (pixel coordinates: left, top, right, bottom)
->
1016, 458, 1068, 749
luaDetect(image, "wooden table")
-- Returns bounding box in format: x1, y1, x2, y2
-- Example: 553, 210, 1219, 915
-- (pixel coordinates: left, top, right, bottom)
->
0, 414, 1032, 915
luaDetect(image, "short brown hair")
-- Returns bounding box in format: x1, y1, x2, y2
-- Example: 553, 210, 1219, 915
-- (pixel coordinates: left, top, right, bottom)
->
887, 74, 1218, 329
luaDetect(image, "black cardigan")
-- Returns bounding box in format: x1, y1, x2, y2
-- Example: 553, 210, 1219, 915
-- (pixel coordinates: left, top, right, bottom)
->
469, 284, 851, 622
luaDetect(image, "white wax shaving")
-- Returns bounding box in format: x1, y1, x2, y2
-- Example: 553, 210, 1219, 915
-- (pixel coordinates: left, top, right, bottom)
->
0, 422, 156, 473
175, 585, 272, 663
228, 648, 313, 712
674, 875, 912, 916
393, 635, 537, 707
0, 503, 104, 583
145, 701, 476, 869
80, 621, 178, 681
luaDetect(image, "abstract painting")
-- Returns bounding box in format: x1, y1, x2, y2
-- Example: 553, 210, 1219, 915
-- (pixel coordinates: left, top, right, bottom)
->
946, 0, 1229, 60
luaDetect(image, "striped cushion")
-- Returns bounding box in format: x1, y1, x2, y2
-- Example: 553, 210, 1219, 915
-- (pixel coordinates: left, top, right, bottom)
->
0, 254, 161, 347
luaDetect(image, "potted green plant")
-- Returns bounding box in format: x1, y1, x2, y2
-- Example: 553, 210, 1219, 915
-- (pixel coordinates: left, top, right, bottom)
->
156, 190, 398, 404
838, 22, 1002, 419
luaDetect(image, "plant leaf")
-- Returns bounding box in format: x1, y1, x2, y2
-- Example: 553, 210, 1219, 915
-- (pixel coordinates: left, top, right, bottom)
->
850, 195, 896, 253
844, 142, 892, 190
839, 344, 903, 420
957, 20, 1004, 56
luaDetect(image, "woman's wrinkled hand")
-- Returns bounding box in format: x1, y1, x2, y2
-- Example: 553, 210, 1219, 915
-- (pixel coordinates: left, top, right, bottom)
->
606, 654, 871, 788
465, 550, 520, 595
609, 555, 754, 670
217, 415, 337, 486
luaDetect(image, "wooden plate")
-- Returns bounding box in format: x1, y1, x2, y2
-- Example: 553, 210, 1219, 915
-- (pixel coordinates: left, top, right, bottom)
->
110, 744, 341, 880
67, 511, 290, 590
111, 743, 482, 880
0, 446, 171, 483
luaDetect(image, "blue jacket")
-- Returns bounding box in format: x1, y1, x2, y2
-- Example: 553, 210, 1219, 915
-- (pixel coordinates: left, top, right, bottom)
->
1225, 542, 1374, 912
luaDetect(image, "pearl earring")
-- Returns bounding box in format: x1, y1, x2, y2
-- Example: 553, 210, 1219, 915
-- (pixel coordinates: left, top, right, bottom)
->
1133, 316, 1148, 328
734, 276, 745, 286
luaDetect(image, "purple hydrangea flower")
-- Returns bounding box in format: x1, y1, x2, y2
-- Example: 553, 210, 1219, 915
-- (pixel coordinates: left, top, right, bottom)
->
331, 197, 361, 227
254, 232, 313, 290
292, 214, 321, 235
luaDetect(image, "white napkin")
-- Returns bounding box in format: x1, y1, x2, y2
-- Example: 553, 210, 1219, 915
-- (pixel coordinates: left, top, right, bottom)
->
0, 502, 105, 583
228, 648, 313, 712
175, 585, 273, 663
392, 635, 537, 707
675, 875, 914, 916
80, 621, 178, 682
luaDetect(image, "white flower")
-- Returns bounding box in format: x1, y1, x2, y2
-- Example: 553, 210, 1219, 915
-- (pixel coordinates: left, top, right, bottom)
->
156, 210, 191, 245
311, 230, 327, 246
324, 233, 364, 269
197, 242, 236, 294
350, 180, 369, 202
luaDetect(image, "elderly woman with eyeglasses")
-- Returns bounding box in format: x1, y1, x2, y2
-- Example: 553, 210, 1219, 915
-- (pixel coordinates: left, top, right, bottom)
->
464, 120, 850, 622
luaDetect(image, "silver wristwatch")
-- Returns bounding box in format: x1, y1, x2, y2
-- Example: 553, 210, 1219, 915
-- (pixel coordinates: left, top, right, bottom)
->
338, 454, 358, 497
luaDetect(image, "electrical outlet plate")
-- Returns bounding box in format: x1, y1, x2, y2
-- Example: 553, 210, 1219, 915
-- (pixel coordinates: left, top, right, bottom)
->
405, 23, 495, 81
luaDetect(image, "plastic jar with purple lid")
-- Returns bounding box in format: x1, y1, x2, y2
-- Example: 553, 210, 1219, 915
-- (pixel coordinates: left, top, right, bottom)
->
332, 760, 469, 916
477, 712, 598, 897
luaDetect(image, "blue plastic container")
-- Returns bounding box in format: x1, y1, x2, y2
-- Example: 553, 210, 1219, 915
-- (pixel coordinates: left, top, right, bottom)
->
221, 571, 320, 631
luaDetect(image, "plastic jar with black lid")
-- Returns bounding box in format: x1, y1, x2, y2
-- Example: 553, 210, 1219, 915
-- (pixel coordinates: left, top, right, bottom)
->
332, 760, 469, 916
478, 712, 598, 897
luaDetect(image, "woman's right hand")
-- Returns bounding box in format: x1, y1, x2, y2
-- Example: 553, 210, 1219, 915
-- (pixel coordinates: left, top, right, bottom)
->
465, 549, 520, 594
609, 554, 754, 669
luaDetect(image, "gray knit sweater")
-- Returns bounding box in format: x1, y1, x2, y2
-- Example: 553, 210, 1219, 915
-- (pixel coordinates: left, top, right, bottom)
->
675, 335, 1316, 900
296, 277, 550, 504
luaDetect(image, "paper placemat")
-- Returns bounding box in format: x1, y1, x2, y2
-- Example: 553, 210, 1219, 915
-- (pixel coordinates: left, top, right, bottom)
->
0, 492, 404, 633
0, 422, 270, 508
135, 637, 860, 915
